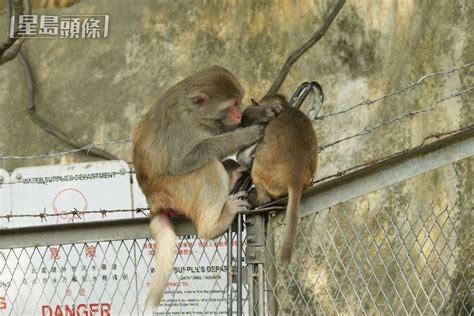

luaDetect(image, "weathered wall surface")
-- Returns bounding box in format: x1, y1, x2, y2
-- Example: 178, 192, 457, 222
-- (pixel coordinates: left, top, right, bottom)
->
0, 0, 471, 171
0, 0, 472, 313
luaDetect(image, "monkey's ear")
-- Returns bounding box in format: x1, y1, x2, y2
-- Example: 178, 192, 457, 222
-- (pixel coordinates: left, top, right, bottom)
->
251, 98, 260, 106
191, 94, 209, 106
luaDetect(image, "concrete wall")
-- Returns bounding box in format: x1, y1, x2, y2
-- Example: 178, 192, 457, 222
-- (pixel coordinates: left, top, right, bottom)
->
1, 0, 471, 171
0, 0, 472, 313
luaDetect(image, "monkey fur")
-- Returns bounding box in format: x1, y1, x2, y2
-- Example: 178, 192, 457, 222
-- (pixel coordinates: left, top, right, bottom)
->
238, 94, 317, 264
133, 65, 277, 308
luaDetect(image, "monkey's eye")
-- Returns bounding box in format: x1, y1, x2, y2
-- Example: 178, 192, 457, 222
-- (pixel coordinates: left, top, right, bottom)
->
192, 95, 208, 106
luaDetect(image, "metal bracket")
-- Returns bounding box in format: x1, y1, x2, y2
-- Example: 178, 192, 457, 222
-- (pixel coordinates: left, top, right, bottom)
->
245, 213, 266, 264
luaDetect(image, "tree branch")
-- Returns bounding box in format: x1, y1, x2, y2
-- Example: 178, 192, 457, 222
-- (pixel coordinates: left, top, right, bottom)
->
1, 0, 116, 160
265, 0, 345, 96
0, 0, 29, 65
0, 0, 117, 159
16, 51, 118, 160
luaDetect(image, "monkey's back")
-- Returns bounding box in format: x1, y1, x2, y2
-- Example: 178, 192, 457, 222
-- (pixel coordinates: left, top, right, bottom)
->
252, 107, 317, 198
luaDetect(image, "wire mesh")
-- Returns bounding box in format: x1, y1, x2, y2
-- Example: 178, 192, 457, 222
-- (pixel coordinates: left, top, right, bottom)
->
0, 197, 471, 315
0, 233, 245, 315
264, 202, 472, 315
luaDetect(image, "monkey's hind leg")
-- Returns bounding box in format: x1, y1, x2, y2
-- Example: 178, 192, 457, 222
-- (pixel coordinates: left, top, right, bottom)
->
197, 191, 250, 240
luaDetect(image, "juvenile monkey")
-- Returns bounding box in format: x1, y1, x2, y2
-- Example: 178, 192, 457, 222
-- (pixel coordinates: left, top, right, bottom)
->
238, 94, 318, 263
133, 66, 277, 308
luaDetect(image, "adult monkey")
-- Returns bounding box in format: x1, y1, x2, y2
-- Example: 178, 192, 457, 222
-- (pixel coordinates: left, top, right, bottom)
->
133, 65, 280, 308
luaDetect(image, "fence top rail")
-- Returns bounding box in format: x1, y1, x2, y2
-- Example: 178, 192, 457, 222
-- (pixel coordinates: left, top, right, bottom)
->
0, 216, 197, 249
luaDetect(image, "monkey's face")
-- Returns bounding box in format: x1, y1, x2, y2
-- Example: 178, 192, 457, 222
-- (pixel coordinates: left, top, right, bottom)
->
190, 94, 243, 128
221, 98, 242, 126
184, 66, 244, 129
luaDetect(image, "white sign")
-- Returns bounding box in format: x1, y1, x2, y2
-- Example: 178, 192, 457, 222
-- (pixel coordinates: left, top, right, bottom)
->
10, 160, 132, 227
144, 237, 246, 315
0, 169, 12, 229
0, 237, 245, 315
0, 240, 137, 315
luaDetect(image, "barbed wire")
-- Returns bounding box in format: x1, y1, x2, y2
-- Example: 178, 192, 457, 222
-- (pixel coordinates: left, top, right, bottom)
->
0, 63, 471, 162
316, 61, 473, 120
313, 124, 473, 185
1, 124, 471, 220
0, 103, 474, 188
0, 138, 131, 161
0, 208, 149, 222
318, 86, 473, 152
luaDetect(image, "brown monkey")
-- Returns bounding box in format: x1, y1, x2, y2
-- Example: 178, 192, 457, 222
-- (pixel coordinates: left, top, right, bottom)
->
133, 66, 276, 308
239, 94, 317, 264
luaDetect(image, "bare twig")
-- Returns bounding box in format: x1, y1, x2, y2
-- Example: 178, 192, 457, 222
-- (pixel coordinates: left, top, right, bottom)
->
265, 0, 345, 96
0, 0, 29, 65
1, 0, 117, 160
16, 52, 118, 160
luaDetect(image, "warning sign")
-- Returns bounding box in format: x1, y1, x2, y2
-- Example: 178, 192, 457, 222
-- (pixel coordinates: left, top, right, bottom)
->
9, 160, 132, 227
142, 238, 247, 315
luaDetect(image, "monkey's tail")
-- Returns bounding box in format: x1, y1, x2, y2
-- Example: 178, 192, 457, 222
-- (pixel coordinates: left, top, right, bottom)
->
280, 185, 302, 264
145, 213, 176, 309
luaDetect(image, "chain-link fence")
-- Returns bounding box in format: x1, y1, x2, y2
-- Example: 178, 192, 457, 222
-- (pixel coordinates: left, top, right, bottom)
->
1, 202, 471, 315
261, 202, 472, 315
0, 231, 247, 315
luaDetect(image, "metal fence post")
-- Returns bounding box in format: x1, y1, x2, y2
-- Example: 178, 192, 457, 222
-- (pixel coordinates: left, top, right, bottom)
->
237, 213, 243, 315
245, 212, 266, 316
227, 225, 234, 316
265, 214, 278, 316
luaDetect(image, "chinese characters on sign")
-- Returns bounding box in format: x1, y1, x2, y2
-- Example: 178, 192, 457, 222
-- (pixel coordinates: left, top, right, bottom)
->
0, 242, 130, 315
10, 15, 109, 39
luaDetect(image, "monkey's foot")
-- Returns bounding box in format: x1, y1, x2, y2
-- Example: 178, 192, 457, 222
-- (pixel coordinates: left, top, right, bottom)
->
198, 191, 250, 240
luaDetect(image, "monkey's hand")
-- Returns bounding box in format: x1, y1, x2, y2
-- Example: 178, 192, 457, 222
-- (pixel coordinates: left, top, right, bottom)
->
240, 124, 266, 142
241, 103, 283, 127
224, 191, 251, 215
